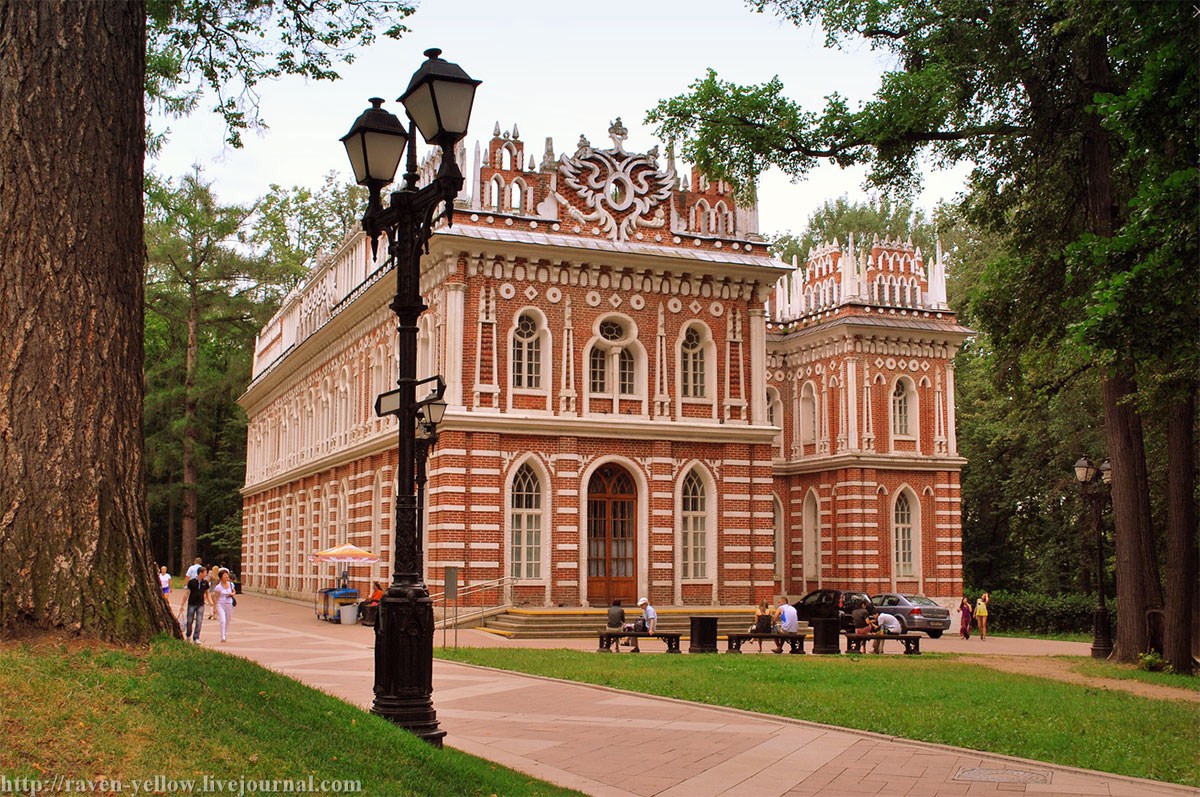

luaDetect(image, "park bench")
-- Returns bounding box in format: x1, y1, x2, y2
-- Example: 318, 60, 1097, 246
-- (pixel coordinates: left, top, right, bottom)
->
724, 632, 806, 654
597, 630, 683, 653
844, 632, 923, 655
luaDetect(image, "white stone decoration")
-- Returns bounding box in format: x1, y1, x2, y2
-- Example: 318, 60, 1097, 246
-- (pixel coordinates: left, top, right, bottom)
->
586, 290, 602, 307
608, 294, 622, 308
546, 286, 562, 304
499, 282, 517, 299
629, 294, 645, 310
524, 286, 539, 301
710, 302, 724, 317
667, 297, 683, 313
553, 118, 674, 242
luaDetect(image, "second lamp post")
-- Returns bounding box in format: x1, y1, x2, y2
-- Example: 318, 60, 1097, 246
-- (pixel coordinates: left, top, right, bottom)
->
340, 48, 480, 746
1073, 456, 1113, 660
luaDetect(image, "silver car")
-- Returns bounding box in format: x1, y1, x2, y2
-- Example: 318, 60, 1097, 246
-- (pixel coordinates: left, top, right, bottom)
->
870, 593, 951, 638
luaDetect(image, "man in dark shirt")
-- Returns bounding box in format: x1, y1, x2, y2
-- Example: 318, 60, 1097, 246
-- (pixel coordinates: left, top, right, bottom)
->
178, 567, 210, 644
606, 599, 625, 631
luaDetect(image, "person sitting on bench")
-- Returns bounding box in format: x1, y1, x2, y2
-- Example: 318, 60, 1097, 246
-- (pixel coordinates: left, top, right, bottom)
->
773, 598, 798, 654
873, 611, 902, 654
850, 598, 872, 636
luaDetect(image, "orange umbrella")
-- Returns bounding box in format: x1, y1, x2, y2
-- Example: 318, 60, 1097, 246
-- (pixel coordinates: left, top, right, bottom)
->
308, 543, 380, 564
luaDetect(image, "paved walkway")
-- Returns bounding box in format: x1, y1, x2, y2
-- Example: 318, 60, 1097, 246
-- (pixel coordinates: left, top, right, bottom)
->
216, 593, 1197, 797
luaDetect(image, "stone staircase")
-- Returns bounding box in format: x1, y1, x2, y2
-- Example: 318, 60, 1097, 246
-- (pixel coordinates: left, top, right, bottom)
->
474, 606, 812, 640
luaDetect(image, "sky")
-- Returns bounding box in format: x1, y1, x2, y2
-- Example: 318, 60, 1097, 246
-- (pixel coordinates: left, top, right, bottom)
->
150, 0, 969, 240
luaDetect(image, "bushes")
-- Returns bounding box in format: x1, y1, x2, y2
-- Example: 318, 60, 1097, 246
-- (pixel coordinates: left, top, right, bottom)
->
979, 589, 1114, 635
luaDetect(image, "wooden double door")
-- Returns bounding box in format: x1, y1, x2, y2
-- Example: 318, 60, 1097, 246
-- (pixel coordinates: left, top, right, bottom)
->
586, 464, 636, 606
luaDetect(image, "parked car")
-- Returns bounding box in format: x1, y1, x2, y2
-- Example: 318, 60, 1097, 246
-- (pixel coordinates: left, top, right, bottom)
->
870, 593, 951, 638
792, 589, 875, 632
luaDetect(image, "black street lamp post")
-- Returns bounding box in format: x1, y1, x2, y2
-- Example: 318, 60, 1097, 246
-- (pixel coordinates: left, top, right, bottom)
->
1074, 456, 1113, 660
342, 48, 479, 747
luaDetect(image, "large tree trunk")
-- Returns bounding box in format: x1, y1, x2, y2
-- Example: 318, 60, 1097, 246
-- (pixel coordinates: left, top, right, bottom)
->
1163, 388, 1196, 674
0, 0, 176, 641
181, 282, 200, 566
1102, 372, 1161, 661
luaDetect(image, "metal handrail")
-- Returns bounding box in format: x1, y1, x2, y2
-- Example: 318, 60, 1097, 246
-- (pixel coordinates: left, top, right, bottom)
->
431, 575, 513, 629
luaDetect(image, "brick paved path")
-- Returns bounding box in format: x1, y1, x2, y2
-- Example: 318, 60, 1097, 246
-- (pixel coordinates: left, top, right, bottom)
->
219, 593, 1197, 797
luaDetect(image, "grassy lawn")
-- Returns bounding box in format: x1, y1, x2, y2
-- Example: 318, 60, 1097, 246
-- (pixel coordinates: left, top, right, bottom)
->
436, 648, 1199, 787
0, 637, 579, 797
988, 629, 1091, 642
1072, 659, 1200, 691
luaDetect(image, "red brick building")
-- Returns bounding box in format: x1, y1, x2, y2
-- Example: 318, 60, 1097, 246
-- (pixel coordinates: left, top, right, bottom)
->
239, 121, 969, 609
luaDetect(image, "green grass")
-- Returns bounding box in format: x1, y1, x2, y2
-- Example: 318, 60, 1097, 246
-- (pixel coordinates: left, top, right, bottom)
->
436, 648, 1199, 787
0, 637, 579, 797
1072, 659, 1200, 691
988, 629, 1091, 642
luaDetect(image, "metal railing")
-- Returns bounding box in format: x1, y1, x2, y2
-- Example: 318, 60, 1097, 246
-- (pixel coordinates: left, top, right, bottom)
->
430, 575, 513, 632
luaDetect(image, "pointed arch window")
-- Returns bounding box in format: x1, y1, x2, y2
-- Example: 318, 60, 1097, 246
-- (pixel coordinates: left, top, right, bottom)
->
512, 313, 541, 389
892, 378, 917, 438
680, 469, 707, 580
510, 464, 542, 579
800, 382, 818, 446
618, 349, 635, 395
894, 493, 914, 577
681, 326, 705, 398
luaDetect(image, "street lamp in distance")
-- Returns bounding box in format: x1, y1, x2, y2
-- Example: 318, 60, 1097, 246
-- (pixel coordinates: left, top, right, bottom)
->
342, 48, 480, 747
1074, 456, 1113, 660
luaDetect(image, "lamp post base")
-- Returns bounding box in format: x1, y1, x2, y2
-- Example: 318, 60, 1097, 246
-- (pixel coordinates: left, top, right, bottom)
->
1090, 606, 1113, 660
372, 583, 446, 747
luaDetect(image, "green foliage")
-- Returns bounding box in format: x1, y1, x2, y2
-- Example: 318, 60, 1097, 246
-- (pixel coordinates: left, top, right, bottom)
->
979, 590, 1113, 636
1137, 650, 1173, 674
250, 172, 369, 291
439, 648, 1200, 786
145, 0, 414, 147
770, 195, 938, 263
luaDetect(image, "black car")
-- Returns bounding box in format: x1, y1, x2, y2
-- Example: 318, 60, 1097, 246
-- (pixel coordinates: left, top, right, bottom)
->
792, 589, 875, 632
870, 593, 951, 638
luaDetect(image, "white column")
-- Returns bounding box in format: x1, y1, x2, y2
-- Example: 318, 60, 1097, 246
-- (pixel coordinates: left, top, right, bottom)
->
748, 308, 767, 424
444, 282, 466, 409
946, 363, 959, 456
846, 354, 859, 450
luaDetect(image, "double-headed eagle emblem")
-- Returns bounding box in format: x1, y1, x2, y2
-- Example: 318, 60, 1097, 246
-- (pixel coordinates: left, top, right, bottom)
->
554, 118, 674, 242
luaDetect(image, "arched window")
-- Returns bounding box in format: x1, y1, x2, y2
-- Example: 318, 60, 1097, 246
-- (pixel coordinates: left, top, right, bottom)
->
510, 464, 542, 579
681, 326, 705, 398
510, 182, 523, 213
803, 491, 819, 580
773, 495, 785, 581
618, 349, 635, 395
892, 378, 917, 438
512, 313, 541, 389
800, 383, 818, 446
490, 176, 503, 212
680, 469, 707, 580
589, 347, 607, 393
894, 492, 914, 577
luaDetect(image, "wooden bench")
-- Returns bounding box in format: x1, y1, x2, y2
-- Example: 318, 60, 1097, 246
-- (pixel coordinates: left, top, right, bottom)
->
725, 632, 806, 654
597, 630, 683, 653
844, 632, 922, 655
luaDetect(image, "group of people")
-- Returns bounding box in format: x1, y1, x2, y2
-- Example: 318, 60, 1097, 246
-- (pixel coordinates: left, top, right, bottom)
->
605, 597, 658, 649
161, 558, 238, 644
958, 592, 989, 640
748, 597, 908, 654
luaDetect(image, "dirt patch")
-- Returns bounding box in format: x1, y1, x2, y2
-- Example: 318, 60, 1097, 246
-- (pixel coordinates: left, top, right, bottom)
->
959, 654, 1200, 703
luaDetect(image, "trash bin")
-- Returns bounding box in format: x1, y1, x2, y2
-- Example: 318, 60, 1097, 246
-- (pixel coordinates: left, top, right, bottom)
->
338, 603, 358, 626
689, 616, 718, 654
811, 617, 841, 655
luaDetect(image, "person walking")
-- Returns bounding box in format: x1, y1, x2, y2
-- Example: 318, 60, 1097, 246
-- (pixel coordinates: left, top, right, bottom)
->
158, 566, 172, 603
178, 566, 210, 644
958, 596, 974, 640
974, 592, 989, 640
184, 557, 203, 581
212, 568, 237, 643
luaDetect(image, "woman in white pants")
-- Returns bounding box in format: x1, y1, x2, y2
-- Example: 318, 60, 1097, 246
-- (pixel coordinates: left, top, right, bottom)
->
212, 569, 236, 642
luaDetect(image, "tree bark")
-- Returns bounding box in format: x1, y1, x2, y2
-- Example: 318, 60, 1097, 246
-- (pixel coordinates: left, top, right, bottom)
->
1102, 372, 1161, 661
0, 0, 176, 641
181, 279, 199, 567
1163, 388, 1196, 674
